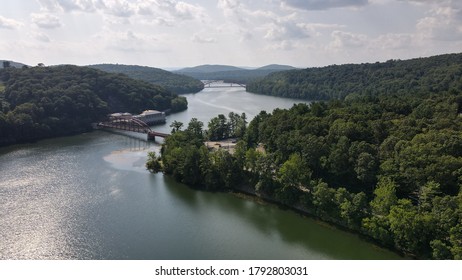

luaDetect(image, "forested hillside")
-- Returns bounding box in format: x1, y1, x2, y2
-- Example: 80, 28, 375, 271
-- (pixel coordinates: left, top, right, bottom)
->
247, 53, 462, 100
0, 65, 187, 146
90, 64, 204, 94
1, 60, 27, 69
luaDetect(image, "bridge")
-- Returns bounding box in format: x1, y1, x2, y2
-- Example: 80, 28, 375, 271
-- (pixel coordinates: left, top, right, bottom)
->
202, 80, 246, 88
97, 116, 170, 141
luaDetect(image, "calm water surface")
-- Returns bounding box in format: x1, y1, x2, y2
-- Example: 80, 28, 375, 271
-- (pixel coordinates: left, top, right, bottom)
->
0, 86, 402, 259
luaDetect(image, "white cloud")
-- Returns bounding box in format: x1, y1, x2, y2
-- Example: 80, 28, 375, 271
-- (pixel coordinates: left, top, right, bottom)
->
37, 0, 97, 12
57, 0, 92, 12
33, 32, 52, 42
192, 33, 217, 44
281, 0, 369, 11
416, 6, 462, 40
130, 0, 206, 21
372, 33, 413, 49
329, 30, 368, 49
217, 0, 252, 24
173, 1, 204, 20
0, 16, 23, 29
95, 29, 169, 53
36, 0, 206, 20
37, 0, 61, 11
266, 40, 294, 51
151, 17, 175, 27
238, 28, 253, 41
218, 0, 242, 17
100, 0, 136, 17
297, 23, 346, 37
264, 23, 288, 41
31, 13, 62, 29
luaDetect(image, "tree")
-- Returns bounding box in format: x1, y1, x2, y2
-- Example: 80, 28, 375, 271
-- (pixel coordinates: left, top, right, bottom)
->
430, 239, 453, 259
388, 199, 433, 255
354, 152, 377, 184
450, 224, 462, 259
146, 151, 162, 173
236, 112, 247, 137
340, 191, 368, 230
2, 61, 10, 68
228, 112, 238, 137
277, 153, 311, 189
207, 114, 229, 140
362, 177, 398, 245
362, 215, 394, 246
326, 136, 351, 177
312, 180, 337, 219
370, 177, 398, 216
171, 96, 188, 112
419, 181, 441, 211
211, 149, 242, 189
186, 118, 204, 140
170, 120, 183, 133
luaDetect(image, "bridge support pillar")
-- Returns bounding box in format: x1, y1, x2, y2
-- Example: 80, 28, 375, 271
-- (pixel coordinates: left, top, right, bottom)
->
147, 132, 156, 141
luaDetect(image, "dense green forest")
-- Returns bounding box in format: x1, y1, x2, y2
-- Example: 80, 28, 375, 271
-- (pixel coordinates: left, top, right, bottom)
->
247, 53, 462, 100
0, 65, 187, 146
90, 64, 204, 94
150, 54, 462, 259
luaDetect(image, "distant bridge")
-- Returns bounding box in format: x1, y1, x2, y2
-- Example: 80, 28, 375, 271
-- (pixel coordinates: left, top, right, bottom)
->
97, 116, 170, 141
202, 80, 246, 88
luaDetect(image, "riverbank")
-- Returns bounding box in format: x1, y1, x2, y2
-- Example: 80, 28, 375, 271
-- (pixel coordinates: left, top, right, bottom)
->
230, 182, 408, 259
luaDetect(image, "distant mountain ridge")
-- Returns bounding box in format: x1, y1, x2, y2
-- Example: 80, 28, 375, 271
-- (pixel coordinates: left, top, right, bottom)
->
177, 64, 297, 73
177, 64, 244, 73
0, 60, 27, 69
175, 64, 297, 83
89, 64, 204, 94
256, 64, 297, 71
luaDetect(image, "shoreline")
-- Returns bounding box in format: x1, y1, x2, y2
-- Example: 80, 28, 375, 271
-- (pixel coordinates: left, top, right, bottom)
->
225, 182, 409, 259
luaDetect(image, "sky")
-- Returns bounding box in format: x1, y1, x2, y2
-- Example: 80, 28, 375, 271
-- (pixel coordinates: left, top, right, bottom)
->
0, 0, 462, 69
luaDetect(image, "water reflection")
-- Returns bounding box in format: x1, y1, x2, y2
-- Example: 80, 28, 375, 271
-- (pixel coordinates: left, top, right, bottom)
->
159, 176, 400, 259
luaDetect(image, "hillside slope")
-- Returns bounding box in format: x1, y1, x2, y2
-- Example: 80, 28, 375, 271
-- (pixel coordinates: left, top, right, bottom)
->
177, 64, 244, 73
89, 64, 204, 94
0, 65, 187, 146
256, 64, 297, 71
247, 53, 462, 100
1, 60, 27, 68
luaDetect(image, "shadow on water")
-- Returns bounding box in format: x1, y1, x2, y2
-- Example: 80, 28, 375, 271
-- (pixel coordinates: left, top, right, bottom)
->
156, 176, 402, 259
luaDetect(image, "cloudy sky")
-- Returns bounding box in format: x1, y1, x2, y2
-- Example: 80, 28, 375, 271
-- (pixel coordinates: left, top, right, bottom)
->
1, 0, 461, 68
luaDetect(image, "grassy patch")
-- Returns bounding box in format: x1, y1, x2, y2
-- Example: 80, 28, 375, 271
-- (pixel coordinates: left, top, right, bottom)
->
0, 83, 5, 93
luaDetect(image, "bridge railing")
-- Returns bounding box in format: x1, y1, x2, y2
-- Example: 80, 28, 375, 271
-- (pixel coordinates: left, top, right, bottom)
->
202, 80, 246, 88
97, 116, 170, 140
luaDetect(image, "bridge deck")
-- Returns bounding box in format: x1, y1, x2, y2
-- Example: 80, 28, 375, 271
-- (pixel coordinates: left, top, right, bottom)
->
202, 80, 246, 88
97, 116, 170, 141
148, 131, 170, 138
